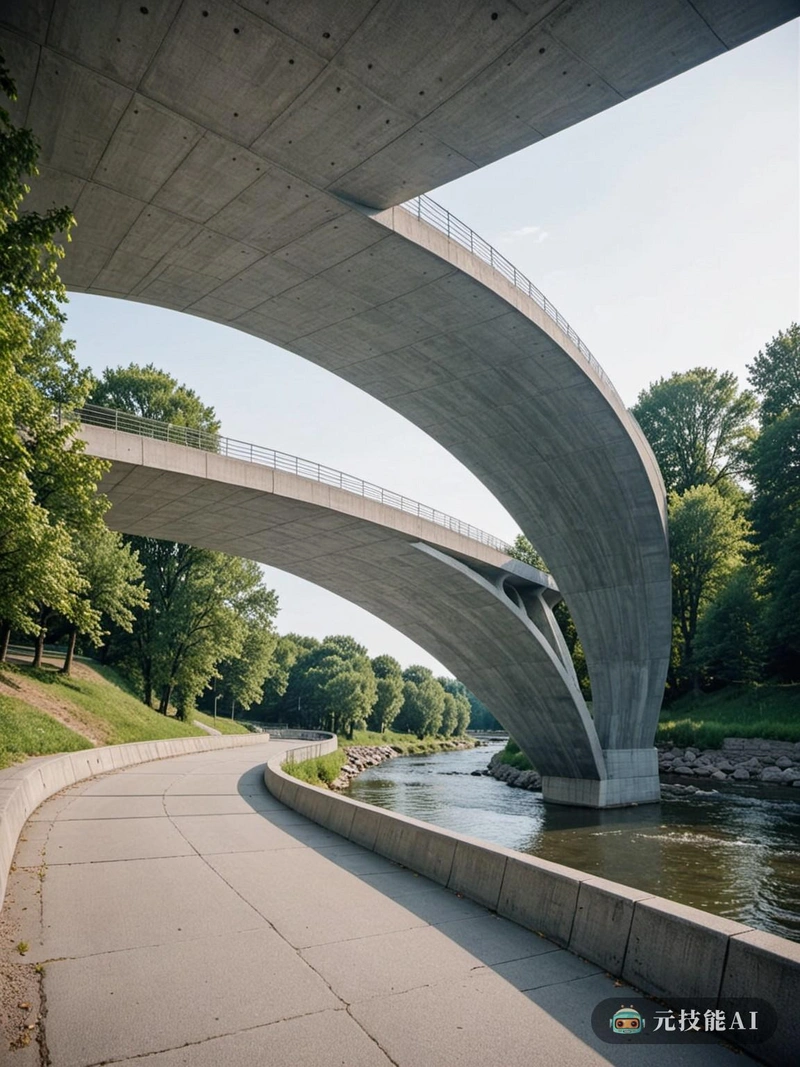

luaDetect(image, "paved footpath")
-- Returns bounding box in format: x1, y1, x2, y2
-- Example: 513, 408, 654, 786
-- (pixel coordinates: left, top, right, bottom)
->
4, 741, 754, 1067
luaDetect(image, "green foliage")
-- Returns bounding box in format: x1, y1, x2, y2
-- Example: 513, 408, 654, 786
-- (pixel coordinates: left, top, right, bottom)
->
283, 748, 347, 787
495, 738, 534, 771
464, 688, 500, 730
438, 677, 472, 735
117, 541, 275, 719
668, 484, 750, 681
368, 653, 404, 732
215, 583, 279, 714
748, 409, 800, 679
747, 323, 800, 426
508, 534, 548, 572
89, 362, 220, 432
396, 665, 445, 739
658, 684, 800, 747
0, 63, 111, 655
694, 568, 765, 683
632, 367, 756, 494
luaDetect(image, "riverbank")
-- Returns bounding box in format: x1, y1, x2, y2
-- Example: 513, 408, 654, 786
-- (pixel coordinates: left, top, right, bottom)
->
484, 736, 800, 793
283, 734, 476, 789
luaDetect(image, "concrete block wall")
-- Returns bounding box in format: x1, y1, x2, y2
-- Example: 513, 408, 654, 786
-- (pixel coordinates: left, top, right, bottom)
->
266, 745, 800, 1066
0, 733, 270, 910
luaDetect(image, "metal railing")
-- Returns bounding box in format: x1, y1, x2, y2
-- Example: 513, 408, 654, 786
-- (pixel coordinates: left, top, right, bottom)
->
400, 194, 619, 398
76, 404, 512, 554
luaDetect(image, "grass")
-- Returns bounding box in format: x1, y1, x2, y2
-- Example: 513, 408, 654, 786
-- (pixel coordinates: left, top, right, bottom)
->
347, 728, 474, 756
0, 660, 212, 768
0, 693, 91, 770
657, 683, 800, 749
492, 738, 533, 771
282, 728, 475, 787
283, 748, 348, 787
193, 710, 250, 735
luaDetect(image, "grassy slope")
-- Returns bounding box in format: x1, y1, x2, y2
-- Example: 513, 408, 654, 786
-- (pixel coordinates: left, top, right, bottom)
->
0, 661, 252, 769
493, 685, 800, 771
657, 684, 800, 748
0, 693, 92, 768
193, 710, 250, 735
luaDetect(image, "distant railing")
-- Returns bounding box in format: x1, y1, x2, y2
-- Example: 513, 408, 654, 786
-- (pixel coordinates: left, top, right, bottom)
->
75, 404, 512, 555
400, 194, 619, 398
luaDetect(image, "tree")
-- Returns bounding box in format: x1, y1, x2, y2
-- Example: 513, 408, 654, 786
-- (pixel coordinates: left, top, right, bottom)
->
59, 526, 148, 675
748, 407, 800, 679
440, 678, 472, 736
89, 363, 220, 432
439, 691, 458, 736
632, 368, 756, 494
0, 59, 109, 658
694, 567, 765, 684
368, 654, 404, 732
668, 484, 750, 684
747, 323, 800, 425
213, 584, 279, 716
396, 666, 445, 738
281, 635, 377, 736
508, 534, 548, 572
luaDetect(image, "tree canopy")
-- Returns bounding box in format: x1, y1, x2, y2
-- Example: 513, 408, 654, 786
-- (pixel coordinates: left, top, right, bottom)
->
631, 367, 756, 494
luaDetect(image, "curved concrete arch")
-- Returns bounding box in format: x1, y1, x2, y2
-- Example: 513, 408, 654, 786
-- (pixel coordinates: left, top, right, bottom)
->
8, 3, 792, 800
84, 421, 613, 786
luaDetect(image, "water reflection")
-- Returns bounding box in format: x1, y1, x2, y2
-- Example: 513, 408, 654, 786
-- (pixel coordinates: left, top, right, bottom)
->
345, 742, 800, 941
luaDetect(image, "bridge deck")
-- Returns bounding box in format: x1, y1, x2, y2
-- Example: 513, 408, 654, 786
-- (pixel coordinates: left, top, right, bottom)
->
5, 741, 750, 1066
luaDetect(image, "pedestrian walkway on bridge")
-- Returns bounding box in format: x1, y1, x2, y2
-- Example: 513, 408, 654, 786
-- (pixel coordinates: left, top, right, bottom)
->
3, 741, 752, 1066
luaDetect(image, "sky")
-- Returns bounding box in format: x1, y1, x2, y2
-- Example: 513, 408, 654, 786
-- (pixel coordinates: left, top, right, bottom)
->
62, 21, 799, 674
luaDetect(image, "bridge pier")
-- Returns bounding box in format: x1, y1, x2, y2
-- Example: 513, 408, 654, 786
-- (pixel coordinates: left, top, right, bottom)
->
541, 748, 660, 808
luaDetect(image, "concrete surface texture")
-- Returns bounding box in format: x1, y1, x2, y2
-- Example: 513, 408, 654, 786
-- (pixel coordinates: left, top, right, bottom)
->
266, 740, 800, 1067
82, 422, 609, 786
4, 1, 795, 796
2, 740, 766, 1067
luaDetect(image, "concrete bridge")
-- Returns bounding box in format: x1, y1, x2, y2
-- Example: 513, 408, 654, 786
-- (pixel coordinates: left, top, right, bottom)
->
5, 0, 797, 808
80, 409, 617, 801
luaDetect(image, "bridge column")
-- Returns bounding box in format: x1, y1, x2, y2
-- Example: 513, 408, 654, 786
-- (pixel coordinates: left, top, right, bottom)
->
541, 748, 660, 807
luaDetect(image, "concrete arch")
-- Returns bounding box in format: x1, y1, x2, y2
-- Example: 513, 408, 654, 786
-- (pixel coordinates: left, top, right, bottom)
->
83, 421, 629, 795
7, 2, 792, 801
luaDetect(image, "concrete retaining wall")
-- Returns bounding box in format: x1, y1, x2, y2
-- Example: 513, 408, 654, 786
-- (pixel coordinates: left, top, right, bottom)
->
265, 743, 800, 1066
0, 733, 270, 910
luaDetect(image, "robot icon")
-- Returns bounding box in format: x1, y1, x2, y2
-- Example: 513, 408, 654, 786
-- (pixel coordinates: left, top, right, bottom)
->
610, 1006, 645, 1036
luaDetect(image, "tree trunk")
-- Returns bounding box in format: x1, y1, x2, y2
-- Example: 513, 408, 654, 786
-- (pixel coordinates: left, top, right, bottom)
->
159, 685, 172, 715
144, 679, 153, 708
0, 621, 11, 663
32, 627, 46, 669
61, 627, 78, 676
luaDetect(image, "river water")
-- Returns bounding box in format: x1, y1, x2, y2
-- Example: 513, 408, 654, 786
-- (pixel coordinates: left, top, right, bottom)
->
345, 741, 800, 942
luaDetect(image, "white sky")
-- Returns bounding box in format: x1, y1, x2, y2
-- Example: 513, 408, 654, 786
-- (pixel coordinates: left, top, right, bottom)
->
63, 22, 799, 674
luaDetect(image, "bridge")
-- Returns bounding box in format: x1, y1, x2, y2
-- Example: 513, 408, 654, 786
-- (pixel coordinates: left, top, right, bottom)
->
5, 0, 796, 809
79, 404, 614, 798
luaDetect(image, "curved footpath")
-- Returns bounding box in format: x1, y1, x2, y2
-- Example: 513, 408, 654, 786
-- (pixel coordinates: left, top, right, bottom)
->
0, 736, 796, 1066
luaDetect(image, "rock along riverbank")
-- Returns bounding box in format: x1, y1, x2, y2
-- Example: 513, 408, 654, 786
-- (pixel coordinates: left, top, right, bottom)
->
330, 739, 475, 791
482, 737, 800, 796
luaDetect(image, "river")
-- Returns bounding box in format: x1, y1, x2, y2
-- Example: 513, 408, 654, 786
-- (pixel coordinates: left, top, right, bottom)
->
345, 741, 800, 942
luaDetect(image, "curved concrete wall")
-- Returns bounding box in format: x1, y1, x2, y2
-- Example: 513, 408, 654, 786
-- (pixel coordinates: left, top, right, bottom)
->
266, 747, 800, 1066
0, 732, 270, 913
